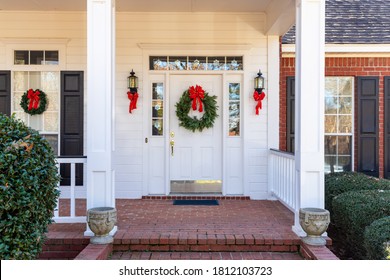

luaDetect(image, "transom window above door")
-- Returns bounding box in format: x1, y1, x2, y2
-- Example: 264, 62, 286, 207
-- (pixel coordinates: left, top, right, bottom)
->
149, 56, 243, 71
14, 50, 59, 65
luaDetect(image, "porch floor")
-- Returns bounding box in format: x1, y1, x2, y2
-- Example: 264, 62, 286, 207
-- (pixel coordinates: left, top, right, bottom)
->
44, 198, 304, 260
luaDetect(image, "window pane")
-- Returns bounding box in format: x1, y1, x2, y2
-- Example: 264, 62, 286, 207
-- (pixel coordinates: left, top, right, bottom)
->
41, 72, 59, 92
152, 119, 163, 136
152, 101, 163, 118
44, 112, 59, 132
29, 72, 41, 89
325, 156, 338, 173
325, 78, 338, 96
13, 71, 28, 91
14, 51, 29, 65
339, 77, 352, 96
338, 115, 352, 133
168, 56, 187, 70
229, 83, 240, 100
152, 83, 164, 99
188, 57, 206, 70
325, 97, 337, 114
30, 51, 44, 65
325, 136, 337, 155
338, 156, 352, 171
29, 114, 43, 131
150, 56, 168, 70
41, 134, 58, 155
325, 115, 337, 133
207, 57, 225, 70
339, 97, 352, 114
45, 51, 59, 65
229, 102, 240, 136
13, 92, 23, 111
46, 91, 59, 111
338, 136, 352, 155
226, 57, 243, 71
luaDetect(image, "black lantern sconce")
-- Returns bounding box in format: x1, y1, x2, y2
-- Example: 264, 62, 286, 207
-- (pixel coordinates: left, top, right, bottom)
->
253, 70, 266, 115
127, 69, 139, 113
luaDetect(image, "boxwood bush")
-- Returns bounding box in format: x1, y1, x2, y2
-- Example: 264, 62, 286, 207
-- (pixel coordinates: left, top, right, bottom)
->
364, 216, 390, 260
0, 114, 60, 259
332, 190, 390, 259
325, 172, 390, 214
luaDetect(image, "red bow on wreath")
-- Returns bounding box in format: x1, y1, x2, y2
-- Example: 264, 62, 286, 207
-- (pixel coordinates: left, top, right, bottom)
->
189, 85, 205, 112
127, 91, 139, 113
27, 89, 41, 111
253, 90, 266, 115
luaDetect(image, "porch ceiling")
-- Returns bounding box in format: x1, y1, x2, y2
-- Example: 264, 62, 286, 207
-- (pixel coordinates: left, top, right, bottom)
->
0, 0, 295, 35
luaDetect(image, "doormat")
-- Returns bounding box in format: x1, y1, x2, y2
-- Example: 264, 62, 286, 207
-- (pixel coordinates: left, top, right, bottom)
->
173, 200, 219, 206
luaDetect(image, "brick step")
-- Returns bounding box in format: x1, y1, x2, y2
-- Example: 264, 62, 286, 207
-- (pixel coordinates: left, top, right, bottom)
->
110, 251, 304, 260
142, 195, 251, 200
39, 235, 89, 260
113, 234, 301, 253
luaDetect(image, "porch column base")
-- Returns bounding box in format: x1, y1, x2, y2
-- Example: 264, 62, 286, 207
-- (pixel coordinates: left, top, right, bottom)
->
292, 224, 305, 237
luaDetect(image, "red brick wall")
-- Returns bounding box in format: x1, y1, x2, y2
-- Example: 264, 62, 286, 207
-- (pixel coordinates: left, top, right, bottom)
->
280, 56, 390, 178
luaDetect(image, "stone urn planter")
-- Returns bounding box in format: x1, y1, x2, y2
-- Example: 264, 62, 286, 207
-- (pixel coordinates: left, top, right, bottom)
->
299, 207, 330, 246
87, 207, 117, 244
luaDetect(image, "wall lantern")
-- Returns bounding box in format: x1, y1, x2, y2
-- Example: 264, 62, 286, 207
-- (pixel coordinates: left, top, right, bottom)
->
253, 70, 266, 115
127, 69, 139, 113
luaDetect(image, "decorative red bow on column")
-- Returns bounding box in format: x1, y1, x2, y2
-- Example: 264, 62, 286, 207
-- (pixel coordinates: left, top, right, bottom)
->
127, 91, 139, 113
253, 90, 266, 115
189, 85, 205, 112
27, 89, 41, 111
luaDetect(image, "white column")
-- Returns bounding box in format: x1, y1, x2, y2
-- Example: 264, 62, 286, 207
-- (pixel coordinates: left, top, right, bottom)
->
85, 0, 116, 236
267, 36, 280, 199
293, 0, 325, 235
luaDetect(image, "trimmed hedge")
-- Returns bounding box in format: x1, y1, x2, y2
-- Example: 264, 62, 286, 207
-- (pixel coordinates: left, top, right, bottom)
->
0, 114, 60, 259
364, 217, 390, 260
325, 172, 390, 214
332, 190, 390, 259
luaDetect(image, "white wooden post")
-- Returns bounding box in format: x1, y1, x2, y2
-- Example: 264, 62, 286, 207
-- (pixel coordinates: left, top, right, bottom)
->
267, 35, 280, 199
293, 0, 325, 235
85, 0, 116, 236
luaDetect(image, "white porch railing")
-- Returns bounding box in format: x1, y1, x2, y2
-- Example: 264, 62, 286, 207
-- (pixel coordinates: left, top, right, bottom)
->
53, 157, 87, 223
269, 149, 297, 212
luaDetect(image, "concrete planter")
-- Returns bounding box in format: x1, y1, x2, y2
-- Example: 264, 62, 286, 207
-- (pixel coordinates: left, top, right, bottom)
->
87, 207, 117, 244
299, 208, 330, 246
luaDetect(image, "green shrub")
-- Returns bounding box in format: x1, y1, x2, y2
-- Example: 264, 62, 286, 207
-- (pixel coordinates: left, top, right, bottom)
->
0, 114, 60, 259
325, 172, 390, 214
332, 190, 390, 259
364, 216, 390, 260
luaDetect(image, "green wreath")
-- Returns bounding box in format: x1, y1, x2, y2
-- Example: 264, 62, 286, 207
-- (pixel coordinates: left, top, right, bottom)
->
175, 86, 218, 132
20, 88, 48, 115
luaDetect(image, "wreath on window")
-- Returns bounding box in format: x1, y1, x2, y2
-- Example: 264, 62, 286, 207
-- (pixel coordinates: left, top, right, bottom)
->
175, 85, 218, 132
20, 88, 48, 115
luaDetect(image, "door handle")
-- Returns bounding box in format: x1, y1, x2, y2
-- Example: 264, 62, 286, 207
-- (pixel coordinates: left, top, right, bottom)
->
170, 139, 175, 156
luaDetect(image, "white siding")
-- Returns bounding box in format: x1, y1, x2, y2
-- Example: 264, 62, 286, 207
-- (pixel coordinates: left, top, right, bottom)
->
0, 11, 270, 199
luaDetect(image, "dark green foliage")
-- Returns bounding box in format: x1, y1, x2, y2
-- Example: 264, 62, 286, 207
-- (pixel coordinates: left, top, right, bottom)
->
175, 90, 218, 132
0, 114, 60, 259
364, 217, 390, 260
325, 172, 390, 214
332, 190, 390, 259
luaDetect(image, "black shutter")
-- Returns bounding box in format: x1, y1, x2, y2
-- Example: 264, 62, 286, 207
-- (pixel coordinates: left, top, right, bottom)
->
286, 77, 295, 153
0, 71, 11, 116
60, 71, 84, 185
385, 77, 390, 179
357, 77, 379, 177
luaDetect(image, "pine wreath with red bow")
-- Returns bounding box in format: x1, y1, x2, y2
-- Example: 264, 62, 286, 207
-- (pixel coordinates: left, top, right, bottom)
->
20, 88, 48, 115
175, 85, 218, 132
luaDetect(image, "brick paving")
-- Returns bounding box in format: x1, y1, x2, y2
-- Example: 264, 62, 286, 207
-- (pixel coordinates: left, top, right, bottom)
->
45, 198, 308, 260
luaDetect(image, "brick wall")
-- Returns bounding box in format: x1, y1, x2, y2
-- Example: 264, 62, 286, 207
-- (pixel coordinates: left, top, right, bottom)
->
280, 56, 390, 178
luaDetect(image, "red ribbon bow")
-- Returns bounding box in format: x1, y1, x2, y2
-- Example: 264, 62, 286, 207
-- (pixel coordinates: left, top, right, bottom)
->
127, 91, 139, 113
253, 90, 266, 115
27, 89, 41, 111
189, 85, 205, 112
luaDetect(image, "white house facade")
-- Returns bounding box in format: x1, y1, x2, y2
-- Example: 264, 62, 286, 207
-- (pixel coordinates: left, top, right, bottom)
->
0, 0, 325, 235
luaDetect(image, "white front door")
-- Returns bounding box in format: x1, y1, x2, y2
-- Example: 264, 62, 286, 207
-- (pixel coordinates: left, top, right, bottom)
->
169, 75, 222, 193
